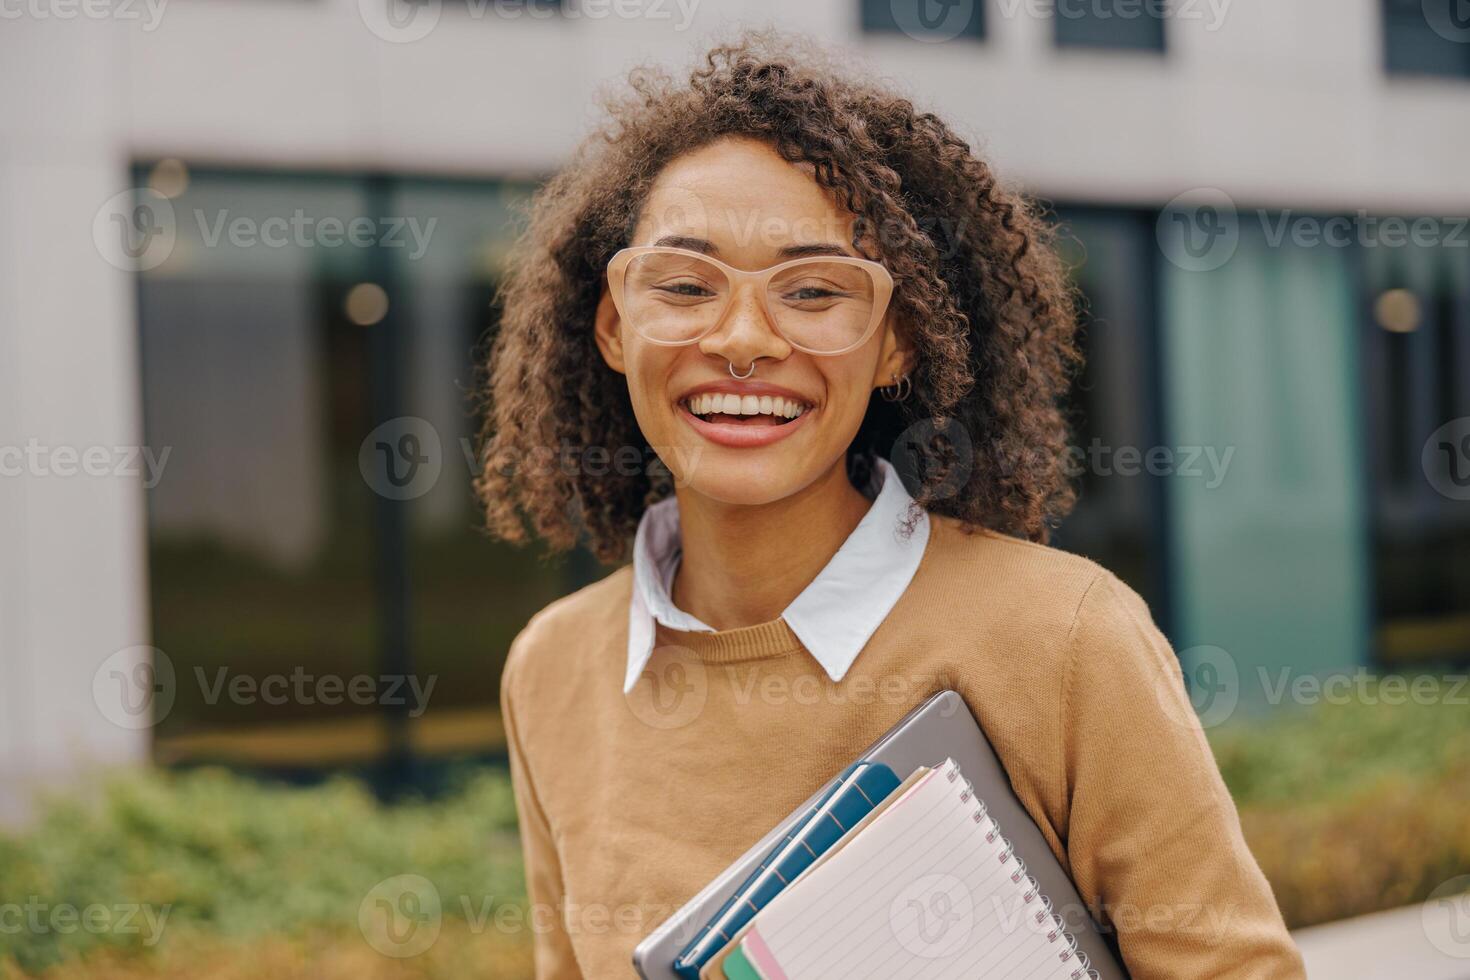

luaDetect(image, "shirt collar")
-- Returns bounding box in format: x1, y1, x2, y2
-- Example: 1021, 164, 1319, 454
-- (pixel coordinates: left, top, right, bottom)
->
624, 456, 930, 694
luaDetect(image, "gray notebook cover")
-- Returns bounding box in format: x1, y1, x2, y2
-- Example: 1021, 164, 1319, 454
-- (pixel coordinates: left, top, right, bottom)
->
632, 689, 1127, 979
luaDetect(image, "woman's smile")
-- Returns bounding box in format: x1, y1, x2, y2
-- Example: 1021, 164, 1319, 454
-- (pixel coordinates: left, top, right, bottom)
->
675, 379, 816, 448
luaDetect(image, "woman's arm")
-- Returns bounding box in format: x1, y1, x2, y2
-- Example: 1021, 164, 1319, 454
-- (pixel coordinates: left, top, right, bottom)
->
1060, 572, 1305, 979
501, 642, 583, 979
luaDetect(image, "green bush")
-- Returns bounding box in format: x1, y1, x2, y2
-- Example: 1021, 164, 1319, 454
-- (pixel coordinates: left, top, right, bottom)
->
1209, 682, 1470, 928
0, 768, 525, 976
4, 685, 1467, 975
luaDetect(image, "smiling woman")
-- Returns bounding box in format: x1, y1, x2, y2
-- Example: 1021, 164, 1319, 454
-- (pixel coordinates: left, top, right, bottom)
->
478, 32, 1304, 980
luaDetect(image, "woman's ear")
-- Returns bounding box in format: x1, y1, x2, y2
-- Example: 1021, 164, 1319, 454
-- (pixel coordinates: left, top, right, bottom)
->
593, 285, 628, 375
873, 316, 914, 389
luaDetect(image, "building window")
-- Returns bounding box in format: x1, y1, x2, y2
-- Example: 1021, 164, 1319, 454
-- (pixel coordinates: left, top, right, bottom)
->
1050, 208, 1171, 629
1383, 0, 1470, 78
135, 167, 588, 786
1053, 0, 1166, 52
861, 0, 986, 42
1360, 234, 1470, 666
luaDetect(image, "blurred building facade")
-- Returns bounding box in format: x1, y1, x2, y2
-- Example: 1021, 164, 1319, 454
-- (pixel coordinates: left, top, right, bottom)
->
2, 0, 1468, 819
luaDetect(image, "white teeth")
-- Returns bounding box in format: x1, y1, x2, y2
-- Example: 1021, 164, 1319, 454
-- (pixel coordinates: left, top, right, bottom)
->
685, 392, 811, 420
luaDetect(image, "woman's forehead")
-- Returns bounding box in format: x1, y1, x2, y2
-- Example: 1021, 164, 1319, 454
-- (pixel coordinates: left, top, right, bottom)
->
637, 140, 859, 260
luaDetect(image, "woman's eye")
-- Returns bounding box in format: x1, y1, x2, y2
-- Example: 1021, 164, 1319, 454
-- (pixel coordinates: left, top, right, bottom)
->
653, 281, 716, 299
782, 286, 849, 304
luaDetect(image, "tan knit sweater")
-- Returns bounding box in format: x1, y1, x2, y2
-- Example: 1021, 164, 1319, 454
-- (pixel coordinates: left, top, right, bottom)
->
501, 514, 1304, 979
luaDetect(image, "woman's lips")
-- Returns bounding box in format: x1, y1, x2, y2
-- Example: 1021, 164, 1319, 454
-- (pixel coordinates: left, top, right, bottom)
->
678, 402, 812, 447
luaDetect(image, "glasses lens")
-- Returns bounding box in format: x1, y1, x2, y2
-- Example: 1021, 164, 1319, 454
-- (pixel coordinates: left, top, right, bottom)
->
621, 252, 730, 344
767, 261, 878, 353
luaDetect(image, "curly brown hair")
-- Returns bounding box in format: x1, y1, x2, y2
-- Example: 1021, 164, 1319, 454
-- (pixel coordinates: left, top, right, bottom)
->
477, 33, 1081, 565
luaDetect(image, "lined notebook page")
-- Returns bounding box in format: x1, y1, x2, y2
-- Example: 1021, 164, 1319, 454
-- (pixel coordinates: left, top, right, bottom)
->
739, 759, 1087, 980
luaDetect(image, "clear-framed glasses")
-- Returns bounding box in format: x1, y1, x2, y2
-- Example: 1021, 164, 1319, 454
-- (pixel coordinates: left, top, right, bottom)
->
606, 246, 895, 356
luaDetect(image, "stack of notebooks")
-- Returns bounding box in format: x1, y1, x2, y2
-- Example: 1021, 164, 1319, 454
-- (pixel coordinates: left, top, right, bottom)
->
676, 757, 1100, 980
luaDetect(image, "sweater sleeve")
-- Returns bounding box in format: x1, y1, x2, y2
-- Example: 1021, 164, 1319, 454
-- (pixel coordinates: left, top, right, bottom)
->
501, 639, 583, 980
1058, 572, 1305, 980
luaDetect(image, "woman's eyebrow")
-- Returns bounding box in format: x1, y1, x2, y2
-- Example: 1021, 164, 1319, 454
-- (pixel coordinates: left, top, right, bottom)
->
652, 235, 719, 254
777, 242, 855, 259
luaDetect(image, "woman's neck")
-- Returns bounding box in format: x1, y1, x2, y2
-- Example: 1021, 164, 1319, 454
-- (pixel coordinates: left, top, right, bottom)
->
670, 459, 873, 631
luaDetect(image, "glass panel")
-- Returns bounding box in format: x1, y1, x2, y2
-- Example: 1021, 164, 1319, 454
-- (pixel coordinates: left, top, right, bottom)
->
860, 0, 986, 41
1360, 232, 1470, 665
138, 169, 578, 773
1051, 208, 1169, 620
139, 173, 382, 747
1054, 0, 1166, 52
1159, 217, 1369, 704
1383, 0, 1470, 79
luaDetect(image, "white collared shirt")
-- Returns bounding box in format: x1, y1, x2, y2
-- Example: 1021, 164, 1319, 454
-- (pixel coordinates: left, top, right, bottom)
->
624, 456, 931, 693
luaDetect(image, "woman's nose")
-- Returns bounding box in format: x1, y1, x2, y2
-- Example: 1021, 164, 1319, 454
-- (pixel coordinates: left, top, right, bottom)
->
697, 287, 791, 367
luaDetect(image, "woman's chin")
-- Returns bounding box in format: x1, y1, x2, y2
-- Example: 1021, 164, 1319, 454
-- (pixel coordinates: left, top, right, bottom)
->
675, 452, 824, 508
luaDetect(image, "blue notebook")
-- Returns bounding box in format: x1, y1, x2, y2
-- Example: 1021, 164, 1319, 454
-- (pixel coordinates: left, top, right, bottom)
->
671, 760, 901, 979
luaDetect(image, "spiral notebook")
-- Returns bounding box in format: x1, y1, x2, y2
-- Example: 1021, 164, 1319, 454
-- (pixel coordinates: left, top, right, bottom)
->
632, 691, 1126, 980
723, 759, 1094, 979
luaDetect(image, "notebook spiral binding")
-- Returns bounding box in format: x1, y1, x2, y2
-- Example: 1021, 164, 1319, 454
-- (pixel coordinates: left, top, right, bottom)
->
946, 762, 1100, 980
